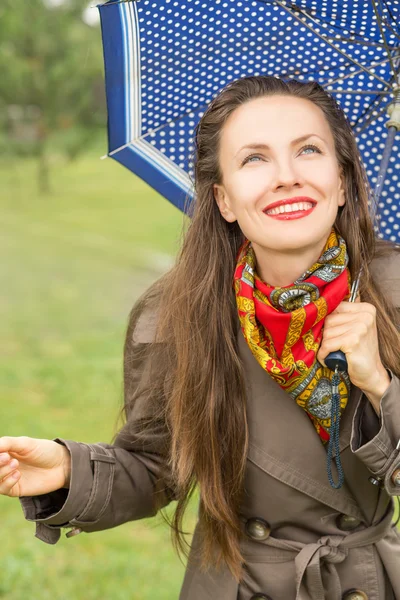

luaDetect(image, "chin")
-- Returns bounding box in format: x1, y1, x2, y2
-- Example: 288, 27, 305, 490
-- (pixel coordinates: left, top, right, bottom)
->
260, 226, 327, 249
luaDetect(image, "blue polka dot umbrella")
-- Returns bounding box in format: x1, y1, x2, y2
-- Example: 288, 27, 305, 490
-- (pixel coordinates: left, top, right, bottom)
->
98, 0, 400, 242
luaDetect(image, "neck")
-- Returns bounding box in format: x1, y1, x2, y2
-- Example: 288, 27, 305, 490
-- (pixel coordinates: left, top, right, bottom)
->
252, 238, 328, 287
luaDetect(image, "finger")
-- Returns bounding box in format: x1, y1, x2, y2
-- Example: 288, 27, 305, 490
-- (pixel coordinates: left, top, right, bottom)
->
325, 312, 360, 327
318, 333, 360, 362
0, 458, 19, 481
0, 453, 11, 465
322, 322, 360, 341
0, 436, 31, 456
0, 468, 20, 496
334, 301, 374, 315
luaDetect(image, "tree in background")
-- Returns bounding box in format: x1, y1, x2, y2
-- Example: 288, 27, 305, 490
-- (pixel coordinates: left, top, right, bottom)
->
0, 0, 106, 192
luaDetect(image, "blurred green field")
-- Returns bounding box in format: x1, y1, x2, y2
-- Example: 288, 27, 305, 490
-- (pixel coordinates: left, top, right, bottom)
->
0, 147, 196, 599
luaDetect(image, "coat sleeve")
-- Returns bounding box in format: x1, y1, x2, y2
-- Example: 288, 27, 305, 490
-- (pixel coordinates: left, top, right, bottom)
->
350, 369, 400, 495
350, 249, 400, 496
18, 305, 176, 544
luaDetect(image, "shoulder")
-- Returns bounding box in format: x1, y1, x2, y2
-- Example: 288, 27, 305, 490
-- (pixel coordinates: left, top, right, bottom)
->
126, 276, 166, 345
370, 244, 400, 306
131, 305, 160, 344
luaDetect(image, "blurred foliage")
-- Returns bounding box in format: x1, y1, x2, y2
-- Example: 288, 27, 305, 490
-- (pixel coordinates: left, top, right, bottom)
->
0, 150, 193, 599
0, 0, 105, 191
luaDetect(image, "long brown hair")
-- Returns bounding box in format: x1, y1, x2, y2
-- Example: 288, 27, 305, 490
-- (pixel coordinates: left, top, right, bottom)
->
115, 76, 400, 582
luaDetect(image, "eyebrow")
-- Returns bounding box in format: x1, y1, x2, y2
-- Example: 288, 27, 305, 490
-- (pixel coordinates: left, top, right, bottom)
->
234, 134, 326, 158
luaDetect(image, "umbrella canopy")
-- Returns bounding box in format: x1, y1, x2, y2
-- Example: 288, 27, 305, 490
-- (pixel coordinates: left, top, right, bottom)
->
98, 0, 400, 242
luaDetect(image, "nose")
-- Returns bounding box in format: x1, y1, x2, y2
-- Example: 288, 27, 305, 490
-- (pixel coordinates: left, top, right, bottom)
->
271, 157, 304, 191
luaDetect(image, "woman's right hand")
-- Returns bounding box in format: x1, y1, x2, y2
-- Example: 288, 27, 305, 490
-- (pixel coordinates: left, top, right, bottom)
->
0, 436, 71, 498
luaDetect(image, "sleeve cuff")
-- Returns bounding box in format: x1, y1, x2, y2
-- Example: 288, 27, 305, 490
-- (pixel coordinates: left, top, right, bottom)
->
351, 370, 400, 476
19, 438, 94, 528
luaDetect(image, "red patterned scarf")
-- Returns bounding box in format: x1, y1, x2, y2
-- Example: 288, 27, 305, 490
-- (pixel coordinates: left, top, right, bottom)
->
233, 228, 352, 443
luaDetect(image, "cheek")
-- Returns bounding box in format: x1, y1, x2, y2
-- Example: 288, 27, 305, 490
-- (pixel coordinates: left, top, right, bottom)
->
226, 187, 261, 215
230, 174, 269, 208
234, 165, 270, 185
229, 200, 264, 239
311, 166, 342, 195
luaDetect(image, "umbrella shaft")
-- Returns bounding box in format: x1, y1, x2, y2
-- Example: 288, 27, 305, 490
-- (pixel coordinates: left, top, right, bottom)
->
374, 125, 397, 203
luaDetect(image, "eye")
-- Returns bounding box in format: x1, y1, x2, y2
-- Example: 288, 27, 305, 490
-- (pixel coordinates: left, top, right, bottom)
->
241, 154, 263, 166
241, 143, 322, 166
300, 143, 322, 155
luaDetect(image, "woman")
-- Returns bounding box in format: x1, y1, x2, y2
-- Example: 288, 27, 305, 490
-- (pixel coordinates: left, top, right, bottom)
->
1, 76, 400, 600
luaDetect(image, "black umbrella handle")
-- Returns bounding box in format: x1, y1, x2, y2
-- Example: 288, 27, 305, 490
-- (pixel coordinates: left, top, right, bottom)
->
325, 350, 348, 372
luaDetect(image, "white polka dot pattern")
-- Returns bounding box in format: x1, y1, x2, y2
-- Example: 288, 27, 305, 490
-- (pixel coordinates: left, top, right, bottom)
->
98, 0, 400, 241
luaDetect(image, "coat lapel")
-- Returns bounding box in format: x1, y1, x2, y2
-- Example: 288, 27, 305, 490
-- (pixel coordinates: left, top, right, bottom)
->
238, 326, 364, 520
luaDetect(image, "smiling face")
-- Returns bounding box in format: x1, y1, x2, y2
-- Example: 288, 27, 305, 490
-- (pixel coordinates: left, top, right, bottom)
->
213, 95, 346, 259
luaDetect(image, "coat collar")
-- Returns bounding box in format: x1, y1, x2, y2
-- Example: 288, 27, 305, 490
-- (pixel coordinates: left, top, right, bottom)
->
237, 325, 365, 520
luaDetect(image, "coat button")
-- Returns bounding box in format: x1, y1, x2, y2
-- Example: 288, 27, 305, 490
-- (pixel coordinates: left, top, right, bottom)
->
336, 514, 362, 531
391, 468, 400, 487
368, 475, 383, 487
65, 527, 82, 538
250, 595, 272, 600
245, 517, 271, 541
342, 590, 368, 600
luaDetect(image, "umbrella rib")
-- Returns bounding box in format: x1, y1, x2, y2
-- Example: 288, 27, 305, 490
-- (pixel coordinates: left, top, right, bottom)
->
353, 95, 391, 133
356, 104, 389, 135
370, 0, 399, 77
377, 0, 400, 43
354, 77, 391, 126
325, 52, 400, 87
277, 50, 355, 81
381, 0, 398, 27
282, 51, 397, 86
323, 35, 391, 48
315, 2, 400, 46
286, 4, 385, 47
279, 62, 352, 84
274, 0, 397, 48
381, 0, 396, 20
261, 0, 392, 89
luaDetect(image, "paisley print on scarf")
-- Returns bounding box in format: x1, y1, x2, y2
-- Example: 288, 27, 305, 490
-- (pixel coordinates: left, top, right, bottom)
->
233, 228, 352, 443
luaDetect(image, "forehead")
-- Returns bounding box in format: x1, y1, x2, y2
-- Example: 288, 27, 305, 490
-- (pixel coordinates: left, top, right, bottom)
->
220, 95, 333, 151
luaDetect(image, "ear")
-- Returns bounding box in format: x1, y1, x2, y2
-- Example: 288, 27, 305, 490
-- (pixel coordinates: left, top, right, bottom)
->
213, 184, 237, 223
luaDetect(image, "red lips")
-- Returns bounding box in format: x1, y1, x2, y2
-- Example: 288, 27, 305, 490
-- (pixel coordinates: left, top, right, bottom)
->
263, 196, 317, 212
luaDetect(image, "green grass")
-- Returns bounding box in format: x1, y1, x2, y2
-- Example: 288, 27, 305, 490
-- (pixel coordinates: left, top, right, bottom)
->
0, 148, 196, 599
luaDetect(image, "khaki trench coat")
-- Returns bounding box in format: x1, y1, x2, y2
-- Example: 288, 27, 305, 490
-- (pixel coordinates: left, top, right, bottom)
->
19, 251, 400, 600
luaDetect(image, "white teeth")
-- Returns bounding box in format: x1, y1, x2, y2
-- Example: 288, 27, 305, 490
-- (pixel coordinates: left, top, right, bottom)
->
266, 202, 314, 215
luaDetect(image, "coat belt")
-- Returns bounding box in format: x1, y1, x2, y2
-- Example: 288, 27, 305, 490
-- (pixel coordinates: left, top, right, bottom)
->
241, 502, 395, 600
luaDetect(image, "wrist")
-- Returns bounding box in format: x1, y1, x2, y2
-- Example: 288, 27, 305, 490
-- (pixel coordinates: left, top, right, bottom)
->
361, 366, 391, 416
363, 365, 391, 396
61, 446, 71, 489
